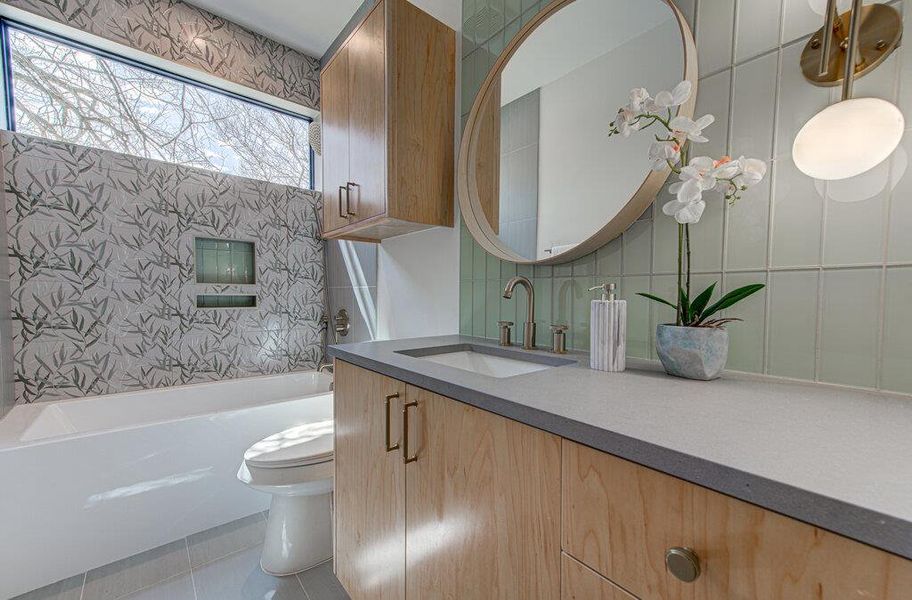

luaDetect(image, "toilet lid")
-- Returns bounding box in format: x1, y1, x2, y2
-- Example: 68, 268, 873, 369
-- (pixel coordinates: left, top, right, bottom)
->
244, 421, 334, 469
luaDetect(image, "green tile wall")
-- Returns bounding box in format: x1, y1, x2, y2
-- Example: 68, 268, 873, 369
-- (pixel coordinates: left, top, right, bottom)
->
195, 238, 256, 285
457, 0, 912, 395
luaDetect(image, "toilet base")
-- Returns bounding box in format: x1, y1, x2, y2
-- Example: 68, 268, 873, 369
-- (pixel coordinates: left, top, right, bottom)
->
260, 491, 333, 576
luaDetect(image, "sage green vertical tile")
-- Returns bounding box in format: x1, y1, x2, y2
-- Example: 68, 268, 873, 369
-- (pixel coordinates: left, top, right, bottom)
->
516, 264, 533, 278
462, 0, 477, 56
724, 272, 768, 374
504, 0, 521, 23
472, 242, 487, 280
460, 224, 474, 280
485, 29, 505, 60
767, 270, 819, 380
504, 14, 522, 45
472, 279, 486, 337
486, 280, 503, 338
881, 267, 912, 394
534, 264, 552, 278
596, 238, 622, 277
573, 252, 596, 277
650, 274, 677, 359
486, 252, 501, 279
621, 276, 651, 359
571, 277, 594, 351
553, 262, 572, 277
623, 220, 652, 275
501, 260, 516, 278
552, 277, 574, 348
459, 282, 473, 335
819, 268, 881, 388
533, 277, 553, 338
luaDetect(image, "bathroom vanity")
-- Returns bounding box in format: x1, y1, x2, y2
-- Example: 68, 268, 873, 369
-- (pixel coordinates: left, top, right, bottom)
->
329, 336, 912, 600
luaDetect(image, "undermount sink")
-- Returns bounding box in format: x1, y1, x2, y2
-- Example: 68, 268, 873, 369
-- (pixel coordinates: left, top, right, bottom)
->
396, 344, 575, 378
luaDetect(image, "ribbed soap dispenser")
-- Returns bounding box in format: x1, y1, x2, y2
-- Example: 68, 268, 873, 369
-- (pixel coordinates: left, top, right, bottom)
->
588, 282, 626, 372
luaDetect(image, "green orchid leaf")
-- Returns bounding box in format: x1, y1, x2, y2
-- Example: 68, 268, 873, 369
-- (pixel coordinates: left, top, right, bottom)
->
636, 292, 676, 310
698, 284, 765, 323
688, 282, 717, 321
679, 286, 691, 324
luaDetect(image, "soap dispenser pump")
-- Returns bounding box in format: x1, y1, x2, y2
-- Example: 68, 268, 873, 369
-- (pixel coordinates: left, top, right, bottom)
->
588, 282, 626, 372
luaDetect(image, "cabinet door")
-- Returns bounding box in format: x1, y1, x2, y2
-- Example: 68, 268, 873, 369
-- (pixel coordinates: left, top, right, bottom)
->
404, 386, 561, 599
562, 554, 638, 600
334, 360, 406, 600
346, 2, 387, 223
321, 47, 351, 234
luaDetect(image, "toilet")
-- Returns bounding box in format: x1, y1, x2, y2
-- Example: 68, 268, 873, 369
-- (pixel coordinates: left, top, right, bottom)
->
237, 422, 334, 575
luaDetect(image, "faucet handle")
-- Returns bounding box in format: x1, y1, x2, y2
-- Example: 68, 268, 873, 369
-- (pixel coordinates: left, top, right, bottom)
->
497, 321, 514, 347
549, 324, 568, 354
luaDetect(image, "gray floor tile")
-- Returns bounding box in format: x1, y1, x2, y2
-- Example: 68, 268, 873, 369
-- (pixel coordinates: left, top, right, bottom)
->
188, 512, 266, 568
118, 574, 195, 600
11, 574, 84, 600
192, 545, 307, 600
83, 540, 191, 600
297, 561, 350, 600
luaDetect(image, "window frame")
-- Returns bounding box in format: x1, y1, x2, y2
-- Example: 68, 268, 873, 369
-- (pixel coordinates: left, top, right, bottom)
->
0, 18, 315, 190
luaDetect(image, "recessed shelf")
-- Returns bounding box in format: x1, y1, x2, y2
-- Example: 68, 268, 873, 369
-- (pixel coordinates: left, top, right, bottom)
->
196, 294, 257, 309
195, 238, 256, 285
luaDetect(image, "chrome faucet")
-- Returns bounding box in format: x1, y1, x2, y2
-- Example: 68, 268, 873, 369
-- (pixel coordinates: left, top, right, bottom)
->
502, 276, 535, 350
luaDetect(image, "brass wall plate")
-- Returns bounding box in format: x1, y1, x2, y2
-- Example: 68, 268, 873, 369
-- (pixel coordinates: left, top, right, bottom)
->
801, 3, 902, 87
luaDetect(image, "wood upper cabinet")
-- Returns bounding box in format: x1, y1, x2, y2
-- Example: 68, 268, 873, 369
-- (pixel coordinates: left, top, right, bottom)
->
562, 439, 912, 600
333, 360, 406, 600
320, 0, 456, 242
332, 361, 561, 600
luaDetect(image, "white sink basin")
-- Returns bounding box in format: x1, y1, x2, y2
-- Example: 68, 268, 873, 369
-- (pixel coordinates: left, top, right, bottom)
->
398, 343, 577, 378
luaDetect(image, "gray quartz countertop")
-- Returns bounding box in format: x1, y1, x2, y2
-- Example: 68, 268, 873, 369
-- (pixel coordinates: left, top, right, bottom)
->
328, 335, 912, 561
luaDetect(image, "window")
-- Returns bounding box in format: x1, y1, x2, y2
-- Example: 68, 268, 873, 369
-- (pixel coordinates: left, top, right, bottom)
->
2, 22, 313, 189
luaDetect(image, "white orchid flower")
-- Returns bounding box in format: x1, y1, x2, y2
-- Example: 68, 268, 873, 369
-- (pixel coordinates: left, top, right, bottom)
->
628, 87, 651, 112
614, 107, 639, 137
711, 156, 740, 179
662, 198, 706, 224
648, 141, 680, 171
734, 156, 767, 187
652, 81, 692, 110
670, 114, 715, 143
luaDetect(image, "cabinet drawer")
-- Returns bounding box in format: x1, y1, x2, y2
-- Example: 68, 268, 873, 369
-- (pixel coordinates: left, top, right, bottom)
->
561, 440, 912, 600
562, 553, 637, 600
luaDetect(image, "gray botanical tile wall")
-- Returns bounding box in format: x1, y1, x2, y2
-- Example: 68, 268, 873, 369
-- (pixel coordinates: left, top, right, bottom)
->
0, 146, 11, 416
3, 131, 325, 404
2, 0, 320, 111
459, 0, 912, 396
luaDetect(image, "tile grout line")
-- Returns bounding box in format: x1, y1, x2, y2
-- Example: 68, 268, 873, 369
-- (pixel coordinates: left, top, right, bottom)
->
78, 572, 87, 600
185, 538, 199, 600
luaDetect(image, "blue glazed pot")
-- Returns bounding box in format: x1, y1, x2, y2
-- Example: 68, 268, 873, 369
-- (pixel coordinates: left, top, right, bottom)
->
655, 325, 729, 381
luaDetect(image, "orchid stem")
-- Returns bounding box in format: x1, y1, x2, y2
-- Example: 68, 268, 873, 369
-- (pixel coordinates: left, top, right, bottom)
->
685, 223, 692, 303
676, 223, 683, 326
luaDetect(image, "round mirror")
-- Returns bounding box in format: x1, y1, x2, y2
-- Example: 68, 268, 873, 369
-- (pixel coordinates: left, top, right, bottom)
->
457, 0, 697, 264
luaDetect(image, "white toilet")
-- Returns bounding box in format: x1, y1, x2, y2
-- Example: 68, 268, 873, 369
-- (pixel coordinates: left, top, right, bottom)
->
238, 422, 334, 575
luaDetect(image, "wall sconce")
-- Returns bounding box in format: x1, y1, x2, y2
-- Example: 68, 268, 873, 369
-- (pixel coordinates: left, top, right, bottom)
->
792, 0, 904, 181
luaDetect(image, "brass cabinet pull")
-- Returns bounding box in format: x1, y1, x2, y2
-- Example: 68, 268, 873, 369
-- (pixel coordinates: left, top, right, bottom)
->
384, 393, 400, 452
402, 400, 418, 464
345, 182, 357, 216
665, 547, 701, 583
338, 186, 347, 219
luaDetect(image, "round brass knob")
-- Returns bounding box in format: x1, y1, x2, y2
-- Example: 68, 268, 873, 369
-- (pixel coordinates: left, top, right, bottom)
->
665, 547, 701, 583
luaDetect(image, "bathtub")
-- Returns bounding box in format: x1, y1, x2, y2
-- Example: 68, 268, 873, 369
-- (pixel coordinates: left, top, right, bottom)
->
0, 371, 333, 599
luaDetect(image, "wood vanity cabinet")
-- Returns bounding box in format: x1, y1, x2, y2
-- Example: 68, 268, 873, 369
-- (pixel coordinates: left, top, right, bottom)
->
333, 360, 561, 600
320, 0, 456, 242
334, 360, 912, 599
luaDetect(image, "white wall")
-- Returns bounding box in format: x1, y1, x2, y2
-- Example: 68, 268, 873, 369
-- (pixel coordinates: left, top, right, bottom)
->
375, 0, 461, 340
535, 18, 680, 259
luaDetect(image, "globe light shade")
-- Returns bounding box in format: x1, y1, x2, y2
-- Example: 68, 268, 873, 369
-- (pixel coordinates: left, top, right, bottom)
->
792, 97, 905, 181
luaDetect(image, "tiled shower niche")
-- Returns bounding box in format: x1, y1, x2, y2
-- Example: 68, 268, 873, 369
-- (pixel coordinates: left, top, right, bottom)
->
195, 238, 257, 285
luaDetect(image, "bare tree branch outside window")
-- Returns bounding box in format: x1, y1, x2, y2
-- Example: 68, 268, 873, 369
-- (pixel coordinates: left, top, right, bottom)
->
8, 28, 311, 189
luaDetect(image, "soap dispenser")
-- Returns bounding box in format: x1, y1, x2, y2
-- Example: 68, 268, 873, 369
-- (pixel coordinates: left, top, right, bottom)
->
588, 283, 626, 372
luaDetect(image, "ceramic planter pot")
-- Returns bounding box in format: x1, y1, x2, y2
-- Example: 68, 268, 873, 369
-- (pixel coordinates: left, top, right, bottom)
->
655, 325, 729, 381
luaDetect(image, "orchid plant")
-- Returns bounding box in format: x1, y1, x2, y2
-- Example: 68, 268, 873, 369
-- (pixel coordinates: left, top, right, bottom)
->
609, 81, 767, 327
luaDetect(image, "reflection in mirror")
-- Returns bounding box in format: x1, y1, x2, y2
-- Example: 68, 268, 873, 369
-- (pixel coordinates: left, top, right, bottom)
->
471, 0, 687, 261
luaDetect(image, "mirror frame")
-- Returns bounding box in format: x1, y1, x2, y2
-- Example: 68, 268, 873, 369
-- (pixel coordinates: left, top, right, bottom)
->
457, 0, 699, 265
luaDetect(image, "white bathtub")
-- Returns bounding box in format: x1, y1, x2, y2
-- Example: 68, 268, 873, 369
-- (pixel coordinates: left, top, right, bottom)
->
0, 372, 333, 599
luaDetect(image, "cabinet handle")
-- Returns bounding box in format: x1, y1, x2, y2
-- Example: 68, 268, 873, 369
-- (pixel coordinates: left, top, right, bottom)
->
345, 182, 357, 216
338, 186, 347, 219
384, 393, 400, 452
665, 547, 701, 583
402, 400, 418, 464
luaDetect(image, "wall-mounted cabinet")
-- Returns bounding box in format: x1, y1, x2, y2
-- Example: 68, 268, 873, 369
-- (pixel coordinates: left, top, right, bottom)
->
321, 0, 456, 242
